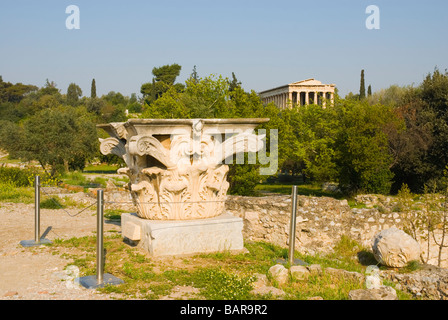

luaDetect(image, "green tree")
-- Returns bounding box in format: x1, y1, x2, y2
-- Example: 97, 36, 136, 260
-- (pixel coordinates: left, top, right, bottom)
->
293, 104, 338, 182
91, 79, 97, 98
359, 69, 366, 100
334, 100, 396, 194
190, 65, 199, 84
40, 79, 60, 96
7, 106, 98, 175
66, 83, 82, 106
140, 63, 184, 105
367, 84, 372, 96
228, 72, 242, 92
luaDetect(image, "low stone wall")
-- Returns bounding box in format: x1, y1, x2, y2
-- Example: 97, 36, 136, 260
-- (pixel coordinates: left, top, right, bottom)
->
97, 187, 448, 268
226, 194, 448, 268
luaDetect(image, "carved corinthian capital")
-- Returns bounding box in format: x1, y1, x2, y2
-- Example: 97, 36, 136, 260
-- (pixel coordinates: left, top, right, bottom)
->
99, 137, 126, 159
128, 135, 174, 169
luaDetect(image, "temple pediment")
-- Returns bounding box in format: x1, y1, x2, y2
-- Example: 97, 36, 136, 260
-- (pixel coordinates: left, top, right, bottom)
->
289, 78, 323, 86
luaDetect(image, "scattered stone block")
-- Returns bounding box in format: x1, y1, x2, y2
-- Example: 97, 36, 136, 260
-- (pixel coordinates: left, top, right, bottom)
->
268, 264, 289, 286
349, 286, 397, 300
372, 227, 421, 267
290, 265, 310, 280
307, 264, 323, 275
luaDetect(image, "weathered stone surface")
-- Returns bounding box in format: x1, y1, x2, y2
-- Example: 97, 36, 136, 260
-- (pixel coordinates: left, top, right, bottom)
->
382, 265, 448, 300
121, 212, 244, 256
372, 227, 421, 267
290, 265, 310, 280
307, 264, 323, 276
250, 274, 286, 297
98, 118, 268, 220
348, 286, 397, 300
122, 220, 141, 241
268, 264, 289, 286
324, 267, 365, 284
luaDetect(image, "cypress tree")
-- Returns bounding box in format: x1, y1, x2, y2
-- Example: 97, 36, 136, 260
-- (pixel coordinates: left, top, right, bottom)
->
91, 78, 97, 98
359, 70, 366, 100
359, 69, 366, 100
367, 84, 372, 96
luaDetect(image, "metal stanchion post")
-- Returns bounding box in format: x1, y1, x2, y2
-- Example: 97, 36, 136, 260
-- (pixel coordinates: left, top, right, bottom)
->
77, 189, 123, 289
20, 175, 51, 247
288, 185, 298, 265
96, 189, 104, 284
34, 175, 40, 243
276, 185, 308, 266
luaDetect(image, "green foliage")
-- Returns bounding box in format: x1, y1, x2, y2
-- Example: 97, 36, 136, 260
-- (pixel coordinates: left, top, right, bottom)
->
90, 79, 96, 98
334, 100, 395, 195
359, 69, 366, 100
140, 63, 184, 105
227, 163, 260, 196
195, 268, 255, 300
0, 76, 38, 103
66, 83, 82, 106
0, 181, 34, 203
40, 196, 66, 209
0, 166, 33, 187
4, 106, 98, 176
292, 104, 338, 182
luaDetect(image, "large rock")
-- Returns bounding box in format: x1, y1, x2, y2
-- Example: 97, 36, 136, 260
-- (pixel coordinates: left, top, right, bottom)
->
349, 286, 397, 300
372, 227, 420, 268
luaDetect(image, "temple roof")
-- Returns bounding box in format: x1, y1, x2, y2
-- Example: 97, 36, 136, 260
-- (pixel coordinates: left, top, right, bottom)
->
259, 78, 335, 95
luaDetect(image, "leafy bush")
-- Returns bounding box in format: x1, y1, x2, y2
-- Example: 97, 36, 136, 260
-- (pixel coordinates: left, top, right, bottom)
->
0, 166, 33, 187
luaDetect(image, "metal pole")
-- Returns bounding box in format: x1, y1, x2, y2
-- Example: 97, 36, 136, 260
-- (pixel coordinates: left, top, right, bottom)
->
96, 189, 104, 284
76, 188, 123, 289
34, 175, 40, 243
288, 185, 298, 265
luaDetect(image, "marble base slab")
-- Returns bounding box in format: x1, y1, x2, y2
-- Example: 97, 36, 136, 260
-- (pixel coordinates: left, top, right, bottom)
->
121, 212, 244, 256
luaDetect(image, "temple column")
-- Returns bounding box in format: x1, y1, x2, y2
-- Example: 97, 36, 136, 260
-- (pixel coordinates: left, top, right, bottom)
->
288, 91, 292, 108
314, 91, 318, 104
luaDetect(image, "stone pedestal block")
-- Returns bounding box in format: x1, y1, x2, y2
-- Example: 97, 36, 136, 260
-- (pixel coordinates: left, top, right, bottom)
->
121, 212, 244, 256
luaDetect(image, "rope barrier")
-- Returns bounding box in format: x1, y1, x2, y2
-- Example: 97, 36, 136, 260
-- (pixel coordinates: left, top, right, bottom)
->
40, 185, 97, 217
104, 200, 226, 205
39, 183, 226, 216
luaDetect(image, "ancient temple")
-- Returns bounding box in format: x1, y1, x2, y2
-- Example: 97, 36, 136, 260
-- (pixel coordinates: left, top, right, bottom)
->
258, 78, 336, 109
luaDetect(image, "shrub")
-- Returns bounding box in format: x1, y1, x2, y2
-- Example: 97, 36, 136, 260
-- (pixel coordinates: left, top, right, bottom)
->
0, 166, 32, 187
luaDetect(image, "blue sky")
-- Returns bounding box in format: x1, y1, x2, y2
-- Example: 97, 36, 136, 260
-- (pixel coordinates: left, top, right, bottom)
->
1, 0, 447, 98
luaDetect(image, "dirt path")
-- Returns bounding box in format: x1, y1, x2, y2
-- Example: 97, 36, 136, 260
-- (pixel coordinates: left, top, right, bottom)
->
0, 199, 123, 300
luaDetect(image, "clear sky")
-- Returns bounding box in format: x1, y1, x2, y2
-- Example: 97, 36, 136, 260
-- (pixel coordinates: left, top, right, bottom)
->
1, 0, 447, 98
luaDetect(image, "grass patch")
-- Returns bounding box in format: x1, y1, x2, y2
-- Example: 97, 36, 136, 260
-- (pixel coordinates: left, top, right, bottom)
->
40, 196, 66, 209
83, 164, 119, 173
60, 171, 106, 188
46, 235, 417, 300
104, 208, 127, 221
0, 182, 34, 203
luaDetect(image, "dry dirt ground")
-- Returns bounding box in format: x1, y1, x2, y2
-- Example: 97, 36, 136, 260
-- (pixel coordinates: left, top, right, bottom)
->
0, 196, 125, 300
